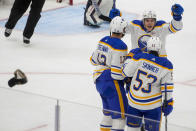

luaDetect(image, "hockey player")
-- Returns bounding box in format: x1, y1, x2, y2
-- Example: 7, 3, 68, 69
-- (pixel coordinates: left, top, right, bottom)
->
126, 4, 184, 57
90, 16, 128, 131
84, 0, 121, 27
4, 0, 46, 44
122, 36, 174, 131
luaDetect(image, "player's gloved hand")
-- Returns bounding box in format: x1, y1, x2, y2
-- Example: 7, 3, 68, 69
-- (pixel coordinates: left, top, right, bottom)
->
124, 77, 132, 93
109, 8, 122, 19
8, 69, 28, 87
171, 4, 184, 21
99, 15, 111, 22
162, 98, 174, 116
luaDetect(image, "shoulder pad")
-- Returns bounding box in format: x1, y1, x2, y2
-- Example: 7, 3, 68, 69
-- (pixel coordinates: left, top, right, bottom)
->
100, 37, 127, 51
155, 20, 166, 27
132, 20, 142, 25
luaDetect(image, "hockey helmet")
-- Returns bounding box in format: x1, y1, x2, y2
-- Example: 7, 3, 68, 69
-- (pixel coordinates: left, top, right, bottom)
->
110, 16, 127, 34
147, 36, 162, 52
142, 10, 157, 20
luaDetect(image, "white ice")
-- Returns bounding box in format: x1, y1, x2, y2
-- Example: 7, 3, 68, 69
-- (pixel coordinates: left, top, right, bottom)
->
0, 0, 196, 131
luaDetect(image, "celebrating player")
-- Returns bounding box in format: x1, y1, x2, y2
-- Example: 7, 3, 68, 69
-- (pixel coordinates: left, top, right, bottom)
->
90, 16, 128, 131
122, 36, 174, 131
126, 4, 184, 57
84, 0, 121, 27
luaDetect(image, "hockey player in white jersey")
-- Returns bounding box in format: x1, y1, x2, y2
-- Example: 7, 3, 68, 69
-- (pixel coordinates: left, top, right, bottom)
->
90, 16, 128, 131
84, 0, 121, 27
126, 4, 184, 57
122, 36, 174, 131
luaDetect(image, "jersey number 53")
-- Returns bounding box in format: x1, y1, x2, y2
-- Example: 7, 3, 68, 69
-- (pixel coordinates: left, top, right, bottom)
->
133, 69, 157, 93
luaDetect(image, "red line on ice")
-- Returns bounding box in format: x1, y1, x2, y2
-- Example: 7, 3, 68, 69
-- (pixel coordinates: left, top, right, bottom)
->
24, 124, 48, 131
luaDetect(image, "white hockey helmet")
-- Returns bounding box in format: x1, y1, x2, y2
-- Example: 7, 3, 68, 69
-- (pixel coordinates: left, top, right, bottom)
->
142, 10, 157, 20
147, 36, 162, 52
110, 16, 127, 34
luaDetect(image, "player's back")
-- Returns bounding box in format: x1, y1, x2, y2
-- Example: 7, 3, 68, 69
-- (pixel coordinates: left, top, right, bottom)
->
124, 52, 173, 110
90, 36, 128, 81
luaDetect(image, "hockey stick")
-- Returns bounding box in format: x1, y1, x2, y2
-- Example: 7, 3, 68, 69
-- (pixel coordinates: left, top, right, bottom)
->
164, 83, 168, 131
112, 0, 116, 9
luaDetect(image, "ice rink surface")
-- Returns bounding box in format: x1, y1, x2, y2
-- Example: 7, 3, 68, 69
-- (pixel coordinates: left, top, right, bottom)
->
0, 0, 196, 131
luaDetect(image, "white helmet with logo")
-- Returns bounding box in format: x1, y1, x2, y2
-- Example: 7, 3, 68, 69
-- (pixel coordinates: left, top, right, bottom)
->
147, 36, 162, 52
110, 16, 127, 34
142, 10, 157, 20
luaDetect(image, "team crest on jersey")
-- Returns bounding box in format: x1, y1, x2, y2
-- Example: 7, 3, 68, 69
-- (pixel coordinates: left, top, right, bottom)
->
138, 34, 151, 52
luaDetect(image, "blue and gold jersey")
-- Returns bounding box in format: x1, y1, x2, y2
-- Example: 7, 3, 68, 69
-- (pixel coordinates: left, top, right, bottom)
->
126, 19, 183, 57
126, 48, 143, 59
90, 36, 128, 81
122, 51, 174, 110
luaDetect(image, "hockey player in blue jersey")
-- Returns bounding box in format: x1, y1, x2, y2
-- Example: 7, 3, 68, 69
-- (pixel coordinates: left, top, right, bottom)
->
126, 4, 184, 57
122, 36, 174, 131
90, 16, 128, 131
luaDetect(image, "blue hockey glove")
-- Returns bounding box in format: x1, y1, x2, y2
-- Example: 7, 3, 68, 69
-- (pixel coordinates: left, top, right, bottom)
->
109, 8, 122, 19
162, 99, 174, 116
171, 4, 184, 21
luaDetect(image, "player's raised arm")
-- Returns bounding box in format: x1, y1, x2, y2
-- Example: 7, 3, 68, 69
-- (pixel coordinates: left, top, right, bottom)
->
163, 4, 184, 34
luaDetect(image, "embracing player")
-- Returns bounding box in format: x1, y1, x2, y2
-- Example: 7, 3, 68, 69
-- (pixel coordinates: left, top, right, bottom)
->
122, 36, 174, 131
126, 4, 184, 57
90, 16, 128, 131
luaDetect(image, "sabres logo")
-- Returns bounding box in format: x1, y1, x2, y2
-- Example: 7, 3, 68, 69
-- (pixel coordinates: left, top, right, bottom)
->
138, 34, 151, 52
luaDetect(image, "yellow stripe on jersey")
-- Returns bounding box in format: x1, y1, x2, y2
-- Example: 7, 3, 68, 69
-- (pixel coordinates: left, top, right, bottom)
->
128, 93, 162, 106
127, 52, 134, 57
111, 68, 122, 74
161, 86, 174, 91
99, 41, 128, 52
130, 21, 144, 31
94, 68, 109, 72
159, 113, 163, 131
132, 58, 173, 71
130, 88, 162, 99
93, 72, 102, 78
100, 127, 111, 131
169, 23, 177, 33
121, 70, 127, 77
127, 122, 140, 126
90, 56, 97, 66
114, 80, 125, 119
93, 68, 109, 78
159, 55, 167, 57
103, 111, 110, 114
168, 100, 174, 106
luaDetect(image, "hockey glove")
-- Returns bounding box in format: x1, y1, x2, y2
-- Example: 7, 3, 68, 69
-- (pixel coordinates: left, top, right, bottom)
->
162, 98, 174, 116
8, 69, 28, 87
109, 8, 122, 19
99, 15, 111, 22
171, 4, 184, 21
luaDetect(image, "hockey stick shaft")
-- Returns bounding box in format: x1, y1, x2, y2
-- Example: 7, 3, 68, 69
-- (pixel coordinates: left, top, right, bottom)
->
164, 83, 168, 131
113, 0, 116, 9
